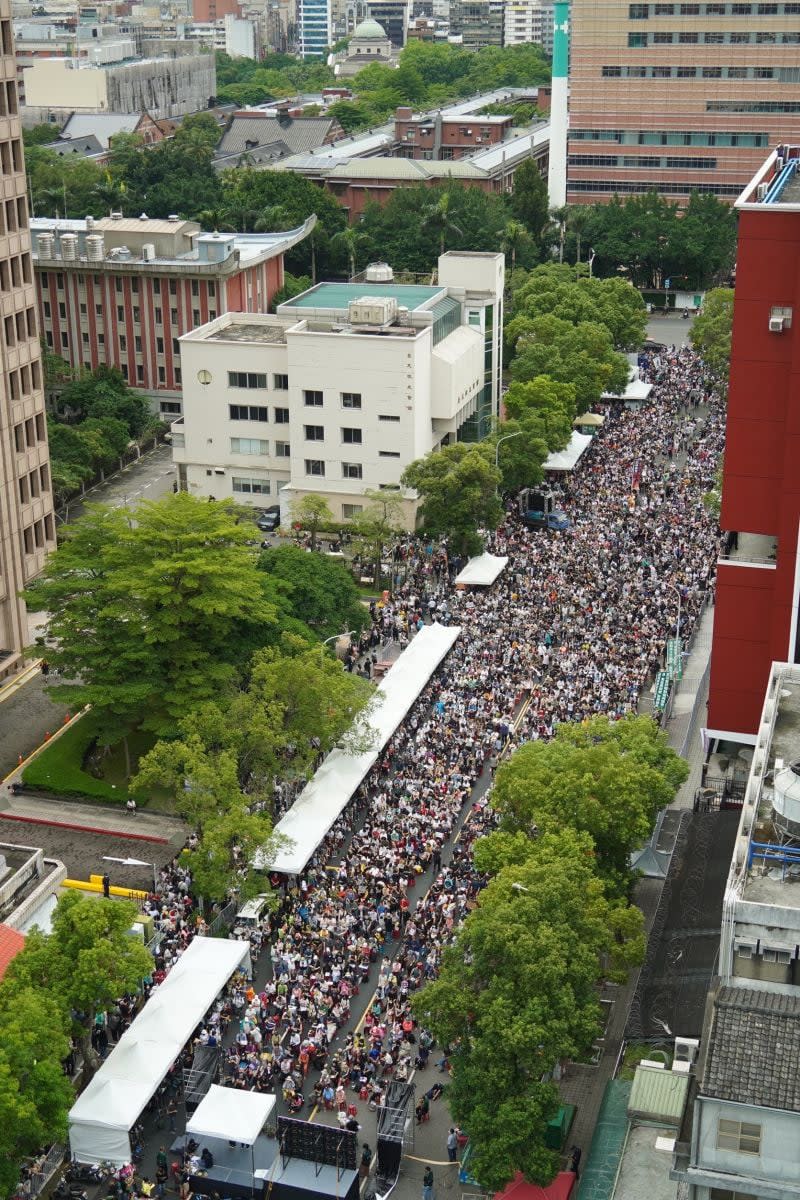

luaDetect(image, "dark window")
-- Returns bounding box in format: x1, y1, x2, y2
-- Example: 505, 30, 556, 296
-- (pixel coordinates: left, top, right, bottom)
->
304, 425, 324, 440
229, 371, 268, 389
229, 405, 269, 421
342, 428, 362, 444
305, 459, 325, 476
304, 389, 323, 406
274, 407, 290, 423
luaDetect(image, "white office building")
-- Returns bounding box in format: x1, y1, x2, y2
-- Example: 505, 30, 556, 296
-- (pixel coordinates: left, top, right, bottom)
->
172, 252, 504, 526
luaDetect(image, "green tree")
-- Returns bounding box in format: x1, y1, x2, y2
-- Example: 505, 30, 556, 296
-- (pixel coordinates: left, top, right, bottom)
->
7, 892, 152, 1075
348, 486, 406, 588
401, 443, 502, 558
423, 190, 464, 257
24, 495, 280, 749
258, 544, 368, 638
330, 225, 371, 278
498, 219, 530, 275
413, 828, 644, 1191
509, 314, 629, 409
507, 265, 647, 350
0, 984, 73, 1200
490, 715, 688, 891
691, 287, 734, 379
290, 493, 334, 550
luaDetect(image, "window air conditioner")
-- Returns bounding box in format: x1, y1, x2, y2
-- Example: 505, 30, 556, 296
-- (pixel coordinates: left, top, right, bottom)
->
769, 316, 785, 332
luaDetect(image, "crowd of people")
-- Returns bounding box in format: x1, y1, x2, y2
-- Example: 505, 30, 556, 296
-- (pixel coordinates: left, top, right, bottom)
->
84, 346, 723, 1179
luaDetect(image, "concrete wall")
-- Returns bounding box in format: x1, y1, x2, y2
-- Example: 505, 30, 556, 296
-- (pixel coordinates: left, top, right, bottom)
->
696, 1096, 800, 1191
24, 58, 107, 109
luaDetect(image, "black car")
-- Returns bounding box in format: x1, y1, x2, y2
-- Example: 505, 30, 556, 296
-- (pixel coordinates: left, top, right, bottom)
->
256, 506, 281, 532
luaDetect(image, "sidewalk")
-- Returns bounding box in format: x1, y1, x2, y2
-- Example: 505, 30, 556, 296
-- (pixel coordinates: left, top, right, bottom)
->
0, 789, 186, 845
665, 602, 714, 810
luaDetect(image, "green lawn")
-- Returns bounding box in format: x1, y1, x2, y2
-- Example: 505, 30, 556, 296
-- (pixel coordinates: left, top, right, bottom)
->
22, 714, 173, 809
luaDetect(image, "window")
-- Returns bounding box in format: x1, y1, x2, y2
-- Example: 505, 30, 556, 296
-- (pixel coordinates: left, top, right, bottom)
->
273, 373, 289, 390
305, 459, 325, 476
342, 504, 363, 519
629, 2, 649, 14
231, 437, 269, 454
602, 65, 623, 76
232, 476, 270, 494
379, 414, 401, 422
716, 1119, 761, 1155
305, 425, 324, 440
678, 30, 698, 39
274, 407, 289, 423
379, 450, 401, 458
275, 441, 290, 457
304, 389, 323, 406
229, 372, 267, 389
654, 2, 674, 10
728, 66, 747, 77
762, 947, 792, 963
341, 392, 362, 408
342, 427, 362, 444
654, 30, 673, 40
628, 31, 648, 43
342, 462, 363, 479
229, 405, 269, 422
709, 1189, 760, 1199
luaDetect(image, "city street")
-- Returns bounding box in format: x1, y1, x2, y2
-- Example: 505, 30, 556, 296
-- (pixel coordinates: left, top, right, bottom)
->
59, 443, 176, 525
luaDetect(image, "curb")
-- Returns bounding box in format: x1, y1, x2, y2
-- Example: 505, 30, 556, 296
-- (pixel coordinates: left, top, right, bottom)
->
0, 811, 170, 843
0, 658, 43, 705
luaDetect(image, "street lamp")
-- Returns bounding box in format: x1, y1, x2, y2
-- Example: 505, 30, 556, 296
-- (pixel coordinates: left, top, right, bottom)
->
320, 630, 356, 660
588, 248, 596, 278
102, 855, 158, 892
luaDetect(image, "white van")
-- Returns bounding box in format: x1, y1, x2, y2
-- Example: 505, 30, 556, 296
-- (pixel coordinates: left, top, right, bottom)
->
233, 893, 271, 936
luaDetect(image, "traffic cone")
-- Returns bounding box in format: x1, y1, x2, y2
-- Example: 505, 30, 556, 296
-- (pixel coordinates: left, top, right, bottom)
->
44, 731, 51, 741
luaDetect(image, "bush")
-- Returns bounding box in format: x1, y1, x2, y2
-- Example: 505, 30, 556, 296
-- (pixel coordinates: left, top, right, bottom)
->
22, 716, 132, 804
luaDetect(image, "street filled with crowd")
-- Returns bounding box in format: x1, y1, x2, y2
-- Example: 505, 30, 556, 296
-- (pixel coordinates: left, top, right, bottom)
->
96, 346, 724, 1180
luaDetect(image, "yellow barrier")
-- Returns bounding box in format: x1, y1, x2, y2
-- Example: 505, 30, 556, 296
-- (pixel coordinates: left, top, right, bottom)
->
62, 876, 147, 900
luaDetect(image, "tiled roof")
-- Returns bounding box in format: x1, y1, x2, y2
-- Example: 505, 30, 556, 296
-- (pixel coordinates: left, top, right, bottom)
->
217, 115, 337, 159
702, 986, 800, 1112
0, 923, 25, 980
44, 134, 104, 158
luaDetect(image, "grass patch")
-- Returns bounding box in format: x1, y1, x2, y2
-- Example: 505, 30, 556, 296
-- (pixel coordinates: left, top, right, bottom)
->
22, 714, 173, 809
619, 1042, 671, 1080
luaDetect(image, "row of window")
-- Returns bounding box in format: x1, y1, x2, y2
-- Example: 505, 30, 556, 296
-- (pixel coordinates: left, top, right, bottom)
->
231, 438, 290, 457
569, 179, 744, 194
40, 273, 216, 300
22, 514, 55, 556
569, 154, 717, 168
305, 426, 363, 444
0, 197, 29, 239
708, 98, 800, 110
3, 307, 37, 352
13, 413, 46, 455
0, 252, 33, 292
571, 129, 768, 146
228, 371, 287, 391
18, 464, 49, 507
603, 63, 800, 77
8, 360, 42, 403
228, 404, 401, 425
629, 28, 800, 41
630, 0, 800, 12
43, 300, 213, 331
303, 453, 400, 478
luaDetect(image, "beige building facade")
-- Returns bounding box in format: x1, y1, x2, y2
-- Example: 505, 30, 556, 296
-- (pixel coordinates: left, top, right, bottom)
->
567, 0, 800, 203
0, 1, 54, 676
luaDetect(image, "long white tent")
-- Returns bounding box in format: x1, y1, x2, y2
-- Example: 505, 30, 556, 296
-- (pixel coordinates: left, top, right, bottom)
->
69, 938, 251, 1166
260, 622, 461, 875
454, 553, 508, 587
186, 1085, 275, 1146
543, 431, 592, 473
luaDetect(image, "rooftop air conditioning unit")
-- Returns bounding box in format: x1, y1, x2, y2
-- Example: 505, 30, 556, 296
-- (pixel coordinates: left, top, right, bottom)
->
757, 182, 769, 200
142, 243, 156, 261
673, 1037, 699, 1068
640, 1059, 666, 1070
776, 156, 784, 172
110, 211, 123, 220
769, 315, 785, 332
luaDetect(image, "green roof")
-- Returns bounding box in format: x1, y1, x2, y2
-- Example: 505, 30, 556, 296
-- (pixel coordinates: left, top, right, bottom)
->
286, 282, 444, 312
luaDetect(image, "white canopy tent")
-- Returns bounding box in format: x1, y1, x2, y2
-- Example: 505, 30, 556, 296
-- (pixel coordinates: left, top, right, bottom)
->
602, 371, 653, 404
454, 553, 508, 587
543, 431, 592, 473
69, 938, 251, 1166
259, 622, 461, 875
186, 1085, 275, 1146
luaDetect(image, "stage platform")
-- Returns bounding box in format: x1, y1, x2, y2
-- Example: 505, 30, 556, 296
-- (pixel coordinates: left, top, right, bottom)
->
188, 1133, 359, 1200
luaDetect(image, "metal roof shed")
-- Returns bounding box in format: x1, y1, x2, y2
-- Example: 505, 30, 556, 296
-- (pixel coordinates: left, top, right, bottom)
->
627, 1066, 690, 1127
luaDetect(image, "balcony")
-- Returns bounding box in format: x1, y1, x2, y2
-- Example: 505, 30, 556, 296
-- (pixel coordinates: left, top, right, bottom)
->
718, 531, 777, 567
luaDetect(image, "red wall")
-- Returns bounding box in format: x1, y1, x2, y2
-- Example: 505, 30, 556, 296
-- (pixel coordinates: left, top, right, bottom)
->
708, 205, 800, 736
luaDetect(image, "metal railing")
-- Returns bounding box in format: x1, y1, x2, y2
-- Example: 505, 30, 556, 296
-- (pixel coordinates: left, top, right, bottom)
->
206, 899, 237, 936
13, 1143, 65, 1200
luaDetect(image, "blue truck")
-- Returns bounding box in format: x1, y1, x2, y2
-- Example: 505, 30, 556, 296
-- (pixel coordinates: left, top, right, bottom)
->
518, 488, 571, 531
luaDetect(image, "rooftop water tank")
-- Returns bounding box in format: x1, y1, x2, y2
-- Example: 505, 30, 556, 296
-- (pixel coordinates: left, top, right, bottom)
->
37, 232, 55, 260
773, 760, 800, 833
86, 233, 104, 262
60, 233, 78, 261
364, 261, 393, 282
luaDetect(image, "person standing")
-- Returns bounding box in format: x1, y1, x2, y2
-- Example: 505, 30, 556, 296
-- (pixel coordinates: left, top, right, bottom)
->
167, 1096, 178, 1133
422, 1166, 434, 1200
446, 1129, 458, 1163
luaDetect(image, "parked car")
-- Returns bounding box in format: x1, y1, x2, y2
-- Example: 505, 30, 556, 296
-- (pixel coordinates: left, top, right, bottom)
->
256, 505, 281, 532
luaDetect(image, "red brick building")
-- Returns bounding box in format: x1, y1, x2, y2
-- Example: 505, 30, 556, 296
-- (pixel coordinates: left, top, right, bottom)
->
31, 214, 314, 419
708, 145, 800, 740
393, 106, 513, 160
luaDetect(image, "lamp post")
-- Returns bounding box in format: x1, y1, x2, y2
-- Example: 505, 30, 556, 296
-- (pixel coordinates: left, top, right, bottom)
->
320, 630, 356, 660
102, 855, 157, 892
494, 431, 524, 494
588, 248, 596, 278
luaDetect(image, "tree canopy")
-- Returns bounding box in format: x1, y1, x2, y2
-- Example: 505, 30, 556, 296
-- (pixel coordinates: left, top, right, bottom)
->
401, 443, 502, 557
258, 544, 368, 639
691, 287, 734, 379
509, 313, 630, 409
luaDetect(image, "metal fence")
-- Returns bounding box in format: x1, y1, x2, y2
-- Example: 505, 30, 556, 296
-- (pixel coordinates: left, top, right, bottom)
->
13, 1143, 65, 1200
206, 899, 237, 936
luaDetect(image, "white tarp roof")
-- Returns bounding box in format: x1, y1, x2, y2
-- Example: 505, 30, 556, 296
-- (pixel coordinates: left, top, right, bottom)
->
455, 553, 508, 587
602, 369, 653, 403
543, 431, 592, 472
187, 1085, 275, 1146
261, 622, 461, 875
69, 938, 250, 1166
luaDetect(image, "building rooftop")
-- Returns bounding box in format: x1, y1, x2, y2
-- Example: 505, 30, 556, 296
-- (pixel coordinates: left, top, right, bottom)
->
200, 321, 287, 344
702, 986, 800, 1111
282, 281, 444, 313
738, 145, 800, 208
611, 1124, 678, 1200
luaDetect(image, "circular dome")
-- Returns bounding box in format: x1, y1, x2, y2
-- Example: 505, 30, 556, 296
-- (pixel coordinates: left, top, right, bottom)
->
352, 17, 387, 38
